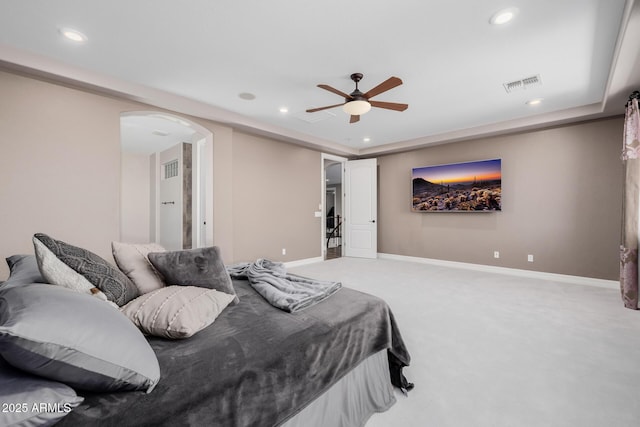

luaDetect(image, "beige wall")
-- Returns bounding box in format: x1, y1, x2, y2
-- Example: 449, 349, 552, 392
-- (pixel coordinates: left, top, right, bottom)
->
377, 117, 624, 280
0, 69, 622, 281
231, 131, 322, 263
0, 71, 127, 279
121, 151, 151, 243
0, 70, 322, 280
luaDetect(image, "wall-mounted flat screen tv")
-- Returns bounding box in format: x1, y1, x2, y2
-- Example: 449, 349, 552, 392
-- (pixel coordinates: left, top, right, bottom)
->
412, 158, 502, 212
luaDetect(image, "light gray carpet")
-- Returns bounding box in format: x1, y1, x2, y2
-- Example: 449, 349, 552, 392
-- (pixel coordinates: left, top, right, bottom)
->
289, 257, 640, 427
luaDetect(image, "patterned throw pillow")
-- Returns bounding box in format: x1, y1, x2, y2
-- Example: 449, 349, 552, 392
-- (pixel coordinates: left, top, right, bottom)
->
33, 233, 138, 306
148, 246, 238, 304
121, 286, 235, 339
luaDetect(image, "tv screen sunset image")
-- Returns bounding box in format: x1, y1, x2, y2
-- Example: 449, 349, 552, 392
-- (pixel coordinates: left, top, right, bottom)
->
412, 159, 502, 212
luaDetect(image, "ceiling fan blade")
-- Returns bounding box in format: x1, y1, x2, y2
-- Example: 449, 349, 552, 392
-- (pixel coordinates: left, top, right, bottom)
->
369, 100, 409, 111
363, 77, 403, 99
318, 84, 352, 99
306, 103, 344, 113
350, 115, 360, 124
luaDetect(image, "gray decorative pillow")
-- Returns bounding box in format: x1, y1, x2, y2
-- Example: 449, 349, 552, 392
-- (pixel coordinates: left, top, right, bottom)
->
121, 285, 235, 339
0, 283, 160, 393
148, 246, 238, 304
112, 241, 167, 294
33, 233, 138, 306
2, 254, 44, 289
33, 236, 109, 303
0, 356, 83, 427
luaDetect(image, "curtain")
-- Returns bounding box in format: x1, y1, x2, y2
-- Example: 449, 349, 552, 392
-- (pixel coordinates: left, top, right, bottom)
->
621, 91, 640, 309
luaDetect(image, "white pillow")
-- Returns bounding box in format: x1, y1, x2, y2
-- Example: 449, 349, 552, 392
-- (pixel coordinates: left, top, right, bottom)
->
120, 286, 234, 339
112, 242, 166, 294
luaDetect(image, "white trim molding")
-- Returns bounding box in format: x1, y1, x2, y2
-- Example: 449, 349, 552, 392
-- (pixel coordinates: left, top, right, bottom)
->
283, 257, 324, 269
378, 253, 619, 290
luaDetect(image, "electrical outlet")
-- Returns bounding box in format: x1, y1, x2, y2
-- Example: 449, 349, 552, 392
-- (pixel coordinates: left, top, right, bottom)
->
527, 254, 534, 262
282, 248, 286, 255
494, 251, 500, 259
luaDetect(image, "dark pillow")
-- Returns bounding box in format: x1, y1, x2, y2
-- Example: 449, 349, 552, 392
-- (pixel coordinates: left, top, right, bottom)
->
148, 246, 238, 304
0, 283, 160, 393
2, 254, 44, 289
33, 233, 138, 306
0, 356, 83, 426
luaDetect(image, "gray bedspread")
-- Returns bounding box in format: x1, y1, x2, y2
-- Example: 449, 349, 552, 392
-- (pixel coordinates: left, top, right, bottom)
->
57, 279, 411, 427
228, 259, 343, 312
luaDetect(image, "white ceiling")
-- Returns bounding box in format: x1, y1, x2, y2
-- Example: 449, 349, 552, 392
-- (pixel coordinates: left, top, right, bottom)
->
1, 0, 639, 156
120, 114, 200, 155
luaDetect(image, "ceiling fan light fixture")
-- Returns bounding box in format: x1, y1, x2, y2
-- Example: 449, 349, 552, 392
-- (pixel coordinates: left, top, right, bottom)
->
307, 73, 406, 123
343, 100, 371, 116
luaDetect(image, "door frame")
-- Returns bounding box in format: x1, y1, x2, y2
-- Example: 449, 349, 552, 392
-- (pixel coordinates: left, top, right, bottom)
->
321, 153, 347, 259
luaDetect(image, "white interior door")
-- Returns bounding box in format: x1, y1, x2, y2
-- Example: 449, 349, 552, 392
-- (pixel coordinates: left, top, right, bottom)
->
345, 158, 377, 258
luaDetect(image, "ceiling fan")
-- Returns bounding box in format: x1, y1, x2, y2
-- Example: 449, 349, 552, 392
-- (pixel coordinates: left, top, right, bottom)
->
306, 73, 408, 123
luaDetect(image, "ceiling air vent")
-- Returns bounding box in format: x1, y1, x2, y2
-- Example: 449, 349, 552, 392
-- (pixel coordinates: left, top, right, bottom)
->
503, 74, 542, 93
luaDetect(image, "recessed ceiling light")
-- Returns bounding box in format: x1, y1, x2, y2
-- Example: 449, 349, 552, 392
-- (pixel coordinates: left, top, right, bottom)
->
238, 92, 256, 100
152, 130, 170, 136
490, 7, 518, 25
279, 107, 289, 113
363, 137, 371, 143
526, 98, 544, 106
59, 27, 87, 43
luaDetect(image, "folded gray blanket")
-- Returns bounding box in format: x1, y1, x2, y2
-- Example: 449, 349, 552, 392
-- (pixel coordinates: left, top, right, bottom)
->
227, 259, 342, 312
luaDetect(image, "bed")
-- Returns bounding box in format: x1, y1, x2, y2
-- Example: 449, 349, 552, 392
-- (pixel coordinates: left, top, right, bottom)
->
0, 248, 411, 427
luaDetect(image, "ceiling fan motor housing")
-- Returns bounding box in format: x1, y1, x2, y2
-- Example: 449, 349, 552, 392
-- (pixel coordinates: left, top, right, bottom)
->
348, 89, 366, 101
349, 73, 365, 99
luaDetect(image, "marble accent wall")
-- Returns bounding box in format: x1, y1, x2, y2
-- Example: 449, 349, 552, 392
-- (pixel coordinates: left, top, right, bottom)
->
182, 142, 193, 249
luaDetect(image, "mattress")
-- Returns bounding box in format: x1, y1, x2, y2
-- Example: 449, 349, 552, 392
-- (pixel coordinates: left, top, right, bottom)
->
281, 349, 395, 427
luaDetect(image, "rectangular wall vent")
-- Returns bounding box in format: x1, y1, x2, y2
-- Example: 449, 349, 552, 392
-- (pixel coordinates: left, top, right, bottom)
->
503, 74, 542, 93
164, 159, 179, 179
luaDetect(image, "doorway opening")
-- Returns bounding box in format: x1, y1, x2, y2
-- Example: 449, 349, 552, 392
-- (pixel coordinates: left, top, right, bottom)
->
120, 112, 214, 250
322, 154, 347, 260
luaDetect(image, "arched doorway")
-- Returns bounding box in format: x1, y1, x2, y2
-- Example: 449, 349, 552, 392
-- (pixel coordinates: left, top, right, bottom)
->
120, 111, 214, 250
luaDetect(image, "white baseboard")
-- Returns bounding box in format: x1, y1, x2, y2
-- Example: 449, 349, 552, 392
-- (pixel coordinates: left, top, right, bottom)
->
283, 256, 324, 269
377, 253, 619, 290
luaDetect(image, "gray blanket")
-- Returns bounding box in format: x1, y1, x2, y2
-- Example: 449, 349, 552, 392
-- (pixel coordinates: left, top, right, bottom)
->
227, 259, 342, 312
57, 279, 411, 427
